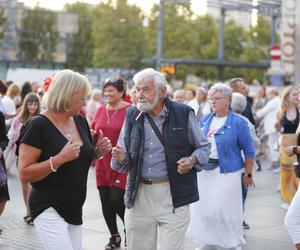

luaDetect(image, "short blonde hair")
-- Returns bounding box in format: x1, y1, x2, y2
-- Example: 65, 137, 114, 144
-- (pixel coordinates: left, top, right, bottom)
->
44, 69, 91, 112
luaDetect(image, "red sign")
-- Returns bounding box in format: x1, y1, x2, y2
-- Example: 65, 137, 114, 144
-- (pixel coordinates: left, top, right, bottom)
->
270, 45, 281, 60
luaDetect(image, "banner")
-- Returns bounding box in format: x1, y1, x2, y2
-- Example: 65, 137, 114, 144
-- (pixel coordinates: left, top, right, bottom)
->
281, 0, 299, 81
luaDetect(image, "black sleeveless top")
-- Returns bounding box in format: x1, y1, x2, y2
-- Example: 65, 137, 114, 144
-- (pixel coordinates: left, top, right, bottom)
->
281, 109, 300, 134
19, 114, 95, 225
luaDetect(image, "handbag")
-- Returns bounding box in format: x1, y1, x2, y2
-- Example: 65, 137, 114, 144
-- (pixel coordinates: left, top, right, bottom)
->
280, 134, 298, 166
280, 134, 298, 147
0, 160, 7, 186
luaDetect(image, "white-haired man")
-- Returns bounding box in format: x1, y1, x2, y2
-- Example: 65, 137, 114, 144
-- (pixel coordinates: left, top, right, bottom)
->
187, 86, 211, 120
111, 68, 210, 250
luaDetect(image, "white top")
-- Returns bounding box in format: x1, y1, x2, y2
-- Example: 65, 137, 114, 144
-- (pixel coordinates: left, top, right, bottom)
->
256, 96, 280, 135
2, 95, 17, 126
207, 116, 227, 159
0, 96, 5, 113
187, 98, 211, 117
2, 95, 16, 115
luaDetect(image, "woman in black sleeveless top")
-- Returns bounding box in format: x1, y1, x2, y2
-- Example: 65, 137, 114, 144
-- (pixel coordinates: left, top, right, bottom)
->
277, 86, 299, 208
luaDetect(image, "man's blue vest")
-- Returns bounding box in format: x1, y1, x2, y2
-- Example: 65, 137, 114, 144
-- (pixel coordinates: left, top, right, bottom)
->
124, 98, 199, 209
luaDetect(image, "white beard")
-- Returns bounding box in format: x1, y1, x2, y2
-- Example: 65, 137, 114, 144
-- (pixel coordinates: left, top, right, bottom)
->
136, 94, 159, 113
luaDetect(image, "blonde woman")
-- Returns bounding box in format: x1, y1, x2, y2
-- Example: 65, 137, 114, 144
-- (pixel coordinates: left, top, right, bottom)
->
277, 86, 299, 208
2, 84, 20, 127
18, 70, 112, 250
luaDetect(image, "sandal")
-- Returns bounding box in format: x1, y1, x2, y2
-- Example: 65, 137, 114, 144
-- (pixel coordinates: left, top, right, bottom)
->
23, 215, 34, 226
105, 234, 121, 250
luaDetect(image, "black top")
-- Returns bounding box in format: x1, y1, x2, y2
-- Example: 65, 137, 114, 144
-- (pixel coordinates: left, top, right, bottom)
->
281, 109, 299, 134
19, 114, 95, 225
242, 101, 255, 126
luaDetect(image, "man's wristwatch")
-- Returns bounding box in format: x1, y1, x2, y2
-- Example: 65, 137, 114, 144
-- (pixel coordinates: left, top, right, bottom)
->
293, 146, 298, 155
244, 173, 252, 178
189, 156, 197, 169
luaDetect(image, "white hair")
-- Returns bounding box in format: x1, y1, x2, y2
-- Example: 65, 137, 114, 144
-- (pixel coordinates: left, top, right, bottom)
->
133, 68, 167, 91
231, 92, 247, 114
91, 88, 101, 98
208, 83, 232, 98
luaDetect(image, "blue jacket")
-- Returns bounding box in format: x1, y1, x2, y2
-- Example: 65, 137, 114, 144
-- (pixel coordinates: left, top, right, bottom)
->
200, 110, 255, 173
120, 98, 200, 209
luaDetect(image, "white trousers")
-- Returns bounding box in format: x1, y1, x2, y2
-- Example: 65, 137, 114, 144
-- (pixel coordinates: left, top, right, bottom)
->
34, 207, 82, 250
285, 185, 300, 244
125, 182, 190, 250
267, 132, 279, 162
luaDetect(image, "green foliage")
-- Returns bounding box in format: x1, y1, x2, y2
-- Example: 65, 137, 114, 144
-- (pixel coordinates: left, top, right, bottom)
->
146, 3, 214, 79
19, 7, 58, 61
65, 2, 94, 71
92, 0, 146, 69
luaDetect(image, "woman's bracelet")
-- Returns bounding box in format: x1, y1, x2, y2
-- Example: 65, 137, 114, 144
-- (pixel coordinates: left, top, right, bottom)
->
95, 146, 104, 160
49, 156, 57, 172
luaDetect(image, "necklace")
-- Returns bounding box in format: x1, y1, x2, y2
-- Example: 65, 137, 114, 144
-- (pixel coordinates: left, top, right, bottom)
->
66, 122, 71, 139
105, 105, 120, 124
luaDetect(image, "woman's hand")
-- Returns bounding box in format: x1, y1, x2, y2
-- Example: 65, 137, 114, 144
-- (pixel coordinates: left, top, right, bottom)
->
57, 140, 81, 163
243, 175, 255, 187
285, 146, 295, 157
95, 130, 112, 158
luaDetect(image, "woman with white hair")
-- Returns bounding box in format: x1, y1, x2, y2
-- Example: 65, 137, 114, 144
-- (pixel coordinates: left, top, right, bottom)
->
187, 83, 255, 250
86, 88, 103, 125
17, 69, 112, 250
231, 92, 260, 148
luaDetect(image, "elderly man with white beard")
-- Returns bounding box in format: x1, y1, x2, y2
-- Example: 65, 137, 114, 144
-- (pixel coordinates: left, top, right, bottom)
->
111, 68, 210, 250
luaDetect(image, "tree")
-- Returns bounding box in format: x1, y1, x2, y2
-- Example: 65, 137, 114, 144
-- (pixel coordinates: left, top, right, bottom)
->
19, 7, 58, 61
65, 2, 94, 71
146, 3, 207, 80
234, 15, 275, 81
92, 0, 146, 69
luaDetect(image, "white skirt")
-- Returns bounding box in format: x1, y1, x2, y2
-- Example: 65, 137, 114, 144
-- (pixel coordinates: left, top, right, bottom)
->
187, 167, 245, 248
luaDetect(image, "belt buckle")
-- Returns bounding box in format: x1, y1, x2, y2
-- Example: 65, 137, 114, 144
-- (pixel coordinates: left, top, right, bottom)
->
141, 178, 152, 184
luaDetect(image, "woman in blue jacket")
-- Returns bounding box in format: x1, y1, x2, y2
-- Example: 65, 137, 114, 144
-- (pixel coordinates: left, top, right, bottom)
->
187, 83, 255, 250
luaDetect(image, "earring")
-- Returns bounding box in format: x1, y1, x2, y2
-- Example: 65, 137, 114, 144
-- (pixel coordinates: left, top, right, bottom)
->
65, 108, 70, 112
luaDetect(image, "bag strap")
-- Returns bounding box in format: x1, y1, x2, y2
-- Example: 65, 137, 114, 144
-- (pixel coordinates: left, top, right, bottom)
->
145, 114, 166, 148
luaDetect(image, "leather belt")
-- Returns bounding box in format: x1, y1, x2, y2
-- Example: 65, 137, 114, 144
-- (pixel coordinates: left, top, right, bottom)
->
140, 177, 169, 185
208, 158, 219, 164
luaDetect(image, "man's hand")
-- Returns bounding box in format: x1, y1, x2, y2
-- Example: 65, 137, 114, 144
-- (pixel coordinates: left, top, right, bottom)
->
112, 145, 125, 165
177, 156, 194, 175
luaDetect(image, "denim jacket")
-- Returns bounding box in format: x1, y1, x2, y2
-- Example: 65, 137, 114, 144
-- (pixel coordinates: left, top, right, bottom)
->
200, 110, 255, 173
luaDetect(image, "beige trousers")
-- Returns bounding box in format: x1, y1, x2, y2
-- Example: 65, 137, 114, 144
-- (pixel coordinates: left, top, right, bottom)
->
125, 182, 190, 250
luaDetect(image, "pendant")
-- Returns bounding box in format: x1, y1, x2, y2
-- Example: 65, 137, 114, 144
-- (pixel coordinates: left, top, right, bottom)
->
107, 118, 110, 124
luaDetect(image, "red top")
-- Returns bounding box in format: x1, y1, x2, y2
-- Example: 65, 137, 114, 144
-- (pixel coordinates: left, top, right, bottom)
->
91, 103, 130, 189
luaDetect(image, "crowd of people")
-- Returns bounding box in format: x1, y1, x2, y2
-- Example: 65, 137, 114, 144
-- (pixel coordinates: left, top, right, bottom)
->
0, 68, 299, 250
